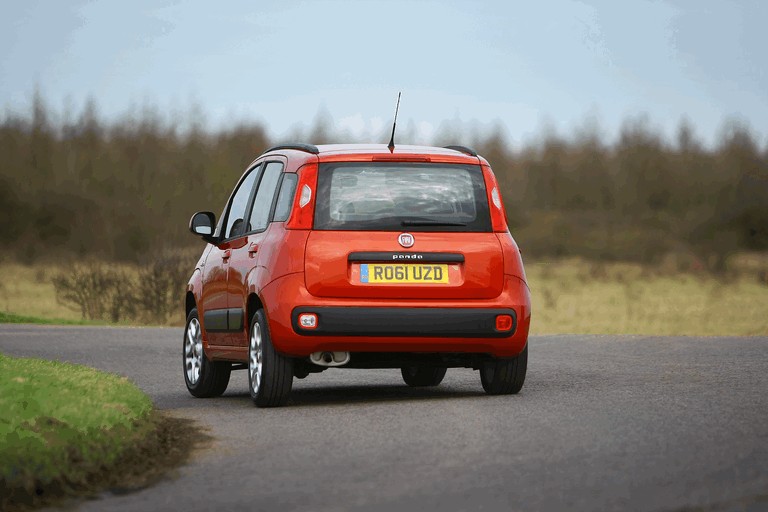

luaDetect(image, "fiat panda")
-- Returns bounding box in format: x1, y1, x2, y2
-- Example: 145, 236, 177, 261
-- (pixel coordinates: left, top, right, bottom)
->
185, 143, 530, 407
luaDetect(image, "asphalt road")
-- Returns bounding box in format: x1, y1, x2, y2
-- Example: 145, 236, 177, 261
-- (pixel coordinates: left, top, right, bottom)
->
1, 325, 767, 512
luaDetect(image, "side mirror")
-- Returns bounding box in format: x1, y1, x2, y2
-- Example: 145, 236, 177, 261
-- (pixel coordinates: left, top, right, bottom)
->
189, 211, 217, 243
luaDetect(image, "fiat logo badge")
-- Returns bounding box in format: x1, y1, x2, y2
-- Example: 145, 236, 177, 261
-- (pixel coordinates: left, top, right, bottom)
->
398, 233, 414, 248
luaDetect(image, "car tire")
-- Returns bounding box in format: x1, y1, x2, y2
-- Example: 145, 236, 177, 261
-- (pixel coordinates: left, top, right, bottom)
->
480, 345, 527, 395
249, 308, 293, 407
183, 308, 231, 398
401, 366, 447, 387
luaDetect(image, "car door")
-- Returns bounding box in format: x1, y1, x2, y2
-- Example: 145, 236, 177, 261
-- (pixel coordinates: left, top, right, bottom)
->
200, 163, 261, 347
227, 160, 286, 347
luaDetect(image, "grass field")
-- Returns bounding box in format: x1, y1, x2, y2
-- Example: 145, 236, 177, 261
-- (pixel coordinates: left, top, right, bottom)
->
0, 264, 92, 324
526, 258, 768, 336
1, 258, 767, 335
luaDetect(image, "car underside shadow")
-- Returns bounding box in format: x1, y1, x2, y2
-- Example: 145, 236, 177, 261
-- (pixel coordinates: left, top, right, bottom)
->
215, 383, 487, 407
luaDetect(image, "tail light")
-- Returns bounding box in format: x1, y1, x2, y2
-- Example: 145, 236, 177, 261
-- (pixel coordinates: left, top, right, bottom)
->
482, 164, 509, 233
286, 162, 318, 230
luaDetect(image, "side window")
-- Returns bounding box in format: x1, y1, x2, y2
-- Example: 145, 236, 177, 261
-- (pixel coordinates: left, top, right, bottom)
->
248, 162, 284, 232
273, 174, 298, 222
224, 165, 261, 239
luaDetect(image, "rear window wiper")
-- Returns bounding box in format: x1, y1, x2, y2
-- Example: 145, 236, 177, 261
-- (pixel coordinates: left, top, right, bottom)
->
401, 219, 467, 227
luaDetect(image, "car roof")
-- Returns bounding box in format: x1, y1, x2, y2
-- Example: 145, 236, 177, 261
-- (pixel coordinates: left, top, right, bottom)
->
260, 143, 488, 167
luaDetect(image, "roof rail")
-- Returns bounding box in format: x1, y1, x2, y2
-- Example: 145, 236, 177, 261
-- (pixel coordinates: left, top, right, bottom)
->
443, 145, 478, 157
263, 143, 320, 155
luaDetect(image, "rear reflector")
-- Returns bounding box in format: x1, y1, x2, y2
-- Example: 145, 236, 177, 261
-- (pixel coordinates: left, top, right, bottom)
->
495, 314, 513, 331
298, 313, 318, 329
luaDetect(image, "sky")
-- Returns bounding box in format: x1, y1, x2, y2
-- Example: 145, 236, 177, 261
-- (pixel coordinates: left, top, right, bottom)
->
1, 0, 766, 147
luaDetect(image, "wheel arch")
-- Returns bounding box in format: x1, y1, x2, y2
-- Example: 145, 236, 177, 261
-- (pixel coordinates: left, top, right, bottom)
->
246, 292, 265, 332
185, 291, 197, 318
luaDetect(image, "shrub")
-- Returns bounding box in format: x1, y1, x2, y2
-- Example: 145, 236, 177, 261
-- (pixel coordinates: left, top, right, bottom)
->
133, 249, 197, 324
52, 263, 135, 322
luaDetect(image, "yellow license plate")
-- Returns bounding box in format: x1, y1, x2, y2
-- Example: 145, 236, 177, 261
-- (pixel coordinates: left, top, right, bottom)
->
360, 264, 449, 284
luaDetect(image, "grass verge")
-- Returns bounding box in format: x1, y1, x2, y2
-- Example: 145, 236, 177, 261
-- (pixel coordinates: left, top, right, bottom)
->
0, 311, 96, 326
0, 354, 206, 511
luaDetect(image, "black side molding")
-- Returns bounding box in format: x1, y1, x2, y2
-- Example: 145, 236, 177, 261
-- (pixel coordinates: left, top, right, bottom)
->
444, 145, 478, 157
348, 252, 465, 263
264, 143, 319, 155
203, 308, 244, 332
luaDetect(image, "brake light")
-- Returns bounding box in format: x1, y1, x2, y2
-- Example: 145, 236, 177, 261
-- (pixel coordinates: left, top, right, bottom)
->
286, 162, 318, 230
371, 155, 431, 162
482, 164, 508, 233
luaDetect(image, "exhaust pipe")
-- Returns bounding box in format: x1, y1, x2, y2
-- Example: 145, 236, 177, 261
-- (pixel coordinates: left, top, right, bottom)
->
310, 351, 351, 367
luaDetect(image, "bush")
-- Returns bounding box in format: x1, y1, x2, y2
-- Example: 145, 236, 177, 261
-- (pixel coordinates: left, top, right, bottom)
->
52, 262, 135, 322
133, 249, 196, 324
51, 251, 197, 325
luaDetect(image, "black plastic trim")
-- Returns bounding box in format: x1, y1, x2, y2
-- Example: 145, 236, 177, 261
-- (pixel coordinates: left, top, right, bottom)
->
228, 308, 243, 331
348, 252, 465, 263
264, 143, 319, 155
203, 308, 244, 332
291, 307, 516, 338
203, 309, 228, 332
444, 145, 478, 157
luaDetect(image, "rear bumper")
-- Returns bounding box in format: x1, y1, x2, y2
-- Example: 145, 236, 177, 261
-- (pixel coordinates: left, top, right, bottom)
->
261, 272, 530, 358
291, 306, 516, 338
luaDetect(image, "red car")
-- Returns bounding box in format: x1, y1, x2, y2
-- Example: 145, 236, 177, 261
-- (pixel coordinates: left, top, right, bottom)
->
185, 144, 530, 407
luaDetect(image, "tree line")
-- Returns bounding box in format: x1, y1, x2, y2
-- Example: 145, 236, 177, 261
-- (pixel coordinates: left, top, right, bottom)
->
1, 93, 766, 272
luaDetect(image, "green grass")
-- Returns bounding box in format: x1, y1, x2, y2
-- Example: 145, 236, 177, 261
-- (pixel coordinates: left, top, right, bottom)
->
0, 354, 153, 506
0, 311, 96, 326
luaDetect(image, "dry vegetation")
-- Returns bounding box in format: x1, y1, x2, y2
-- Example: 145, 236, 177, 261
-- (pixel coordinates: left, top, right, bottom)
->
0, 94, 767, 335
526, 256, 768, 336
1, 256, 766, 335
2, 94, 767, 269
0, 249, 197, 326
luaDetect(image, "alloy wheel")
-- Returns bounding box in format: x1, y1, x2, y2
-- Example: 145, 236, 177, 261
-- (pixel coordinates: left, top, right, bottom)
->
249, 322, 263, 394
185, 317, 203, 385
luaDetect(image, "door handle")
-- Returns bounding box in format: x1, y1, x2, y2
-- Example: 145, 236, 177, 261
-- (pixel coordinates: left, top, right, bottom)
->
222, 249, 231, 261
248, 243, 259, 256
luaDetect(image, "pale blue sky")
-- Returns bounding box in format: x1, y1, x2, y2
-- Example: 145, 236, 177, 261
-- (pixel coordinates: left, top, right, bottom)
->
1, 0, 766, 146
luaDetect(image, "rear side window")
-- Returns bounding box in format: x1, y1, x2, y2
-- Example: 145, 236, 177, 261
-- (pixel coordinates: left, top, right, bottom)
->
273, 173, 298, 222
314, 162, 491, 232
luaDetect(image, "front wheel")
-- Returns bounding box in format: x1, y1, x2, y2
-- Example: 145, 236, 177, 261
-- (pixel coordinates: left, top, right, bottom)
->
401, 366, 447, 387
183, 308, 231, 398
248, 309, 293, 407
480, 345, 527, 395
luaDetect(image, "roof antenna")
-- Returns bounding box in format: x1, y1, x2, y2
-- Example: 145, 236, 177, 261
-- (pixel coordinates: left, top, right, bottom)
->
387, 92, 401, 152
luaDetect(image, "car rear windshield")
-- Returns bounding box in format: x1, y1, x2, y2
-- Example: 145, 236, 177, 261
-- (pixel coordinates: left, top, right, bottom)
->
314, 162, 492, 232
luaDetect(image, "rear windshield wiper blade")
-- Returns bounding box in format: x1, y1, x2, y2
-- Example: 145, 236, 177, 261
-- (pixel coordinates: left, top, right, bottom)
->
401, 219, 467, 227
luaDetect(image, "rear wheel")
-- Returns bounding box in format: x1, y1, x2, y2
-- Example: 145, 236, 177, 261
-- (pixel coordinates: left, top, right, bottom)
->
401, 366, 447, 387
480, 345, 527, 395
183, 308, 231, 398
249, 309, 293, 407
